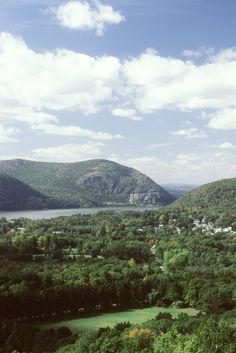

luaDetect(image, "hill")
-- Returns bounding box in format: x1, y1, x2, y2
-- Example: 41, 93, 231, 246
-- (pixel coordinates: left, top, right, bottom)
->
0, 174, 57, 211
0, 159, 175, 208
171, 177, 236, 215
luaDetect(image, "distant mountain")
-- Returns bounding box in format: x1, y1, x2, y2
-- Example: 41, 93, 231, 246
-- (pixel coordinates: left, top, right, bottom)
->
0, 159, 175, 209
171, 177, 236, 214
161, 184, 198, 198
0, 173, 57, 211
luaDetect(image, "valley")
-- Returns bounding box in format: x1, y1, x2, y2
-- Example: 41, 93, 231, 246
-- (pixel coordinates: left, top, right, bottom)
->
0, 174, 235, 353
1, 0, 235, 351
0, 176, 235, 352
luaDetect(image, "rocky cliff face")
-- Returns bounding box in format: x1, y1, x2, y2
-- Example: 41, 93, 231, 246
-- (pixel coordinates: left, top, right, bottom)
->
129, 191, 174, 205
0, 159, 176, 209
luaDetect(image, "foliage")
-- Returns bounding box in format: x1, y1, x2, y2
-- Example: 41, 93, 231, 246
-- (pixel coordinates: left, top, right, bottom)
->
0, 203, 235, 352
171, 177, 236, 219
0, 173, 57, 211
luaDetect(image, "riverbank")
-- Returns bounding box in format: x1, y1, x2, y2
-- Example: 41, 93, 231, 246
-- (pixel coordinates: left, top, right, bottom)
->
0, 205, 161, 220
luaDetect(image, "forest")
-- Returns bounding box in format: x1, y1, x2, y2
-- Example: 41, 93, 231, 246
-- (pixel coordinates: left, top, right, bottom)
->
0, 204, 235, 352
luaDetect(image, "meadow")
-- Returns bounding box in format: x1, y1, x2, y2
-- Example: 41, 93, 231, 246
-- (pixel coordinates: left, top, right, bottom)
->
40, 307, 198, 334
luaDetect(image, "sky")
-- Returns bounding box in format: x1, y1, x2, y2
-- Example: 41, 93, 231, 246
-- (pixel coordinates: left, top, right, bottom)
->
0, 0, 235, 184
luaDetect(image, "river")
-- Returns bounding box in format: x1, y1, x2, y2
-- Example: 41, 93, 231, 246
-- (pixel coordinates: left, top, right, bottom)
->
0, 206, 161, 220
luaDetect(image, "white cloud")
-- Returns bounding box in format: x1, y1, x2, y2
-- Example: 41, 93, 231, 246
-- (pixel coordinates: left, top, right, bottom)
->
112, 108, 136, 117
175, 153, 199, 166
121, 49, 236, 114
0, 108, 123, 141
212, 48, 236, 63
172, 127, 208, 139
32, 122, 123, 140
112, 108, 143, 121
112, 149, 236, 185
32, 142, 103, 162
0, 125, 19, 143
0, 154, 28, 160
0, 32, 121, 117
127, 116, 143, 121
182, 47, 214, 58
0, 108, 59, 125
218, 142, 235, 150
111, 156, 162, 178
53, 1, 125, 35
148, 142, 173, 149
208, 108, 236, 129
111, 155, 201, 184
1, 32, 236, 136
172, 151, 236, 182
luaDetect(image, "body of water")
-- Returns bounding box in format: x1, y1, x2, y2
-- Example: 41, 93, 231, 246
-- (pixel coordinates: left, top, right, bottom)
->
0, 206, 161, 220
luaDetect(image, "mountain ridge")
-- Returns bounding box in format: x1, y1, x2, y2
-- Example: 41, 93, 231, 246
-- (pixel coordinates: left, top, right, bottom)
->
0, 158, 175, 210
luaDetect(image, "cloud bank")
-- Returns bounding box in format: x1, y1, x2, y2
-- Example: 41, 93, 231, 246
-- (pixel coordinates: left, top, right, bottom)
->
32, 142, 103, 162
0, 32, 236, 136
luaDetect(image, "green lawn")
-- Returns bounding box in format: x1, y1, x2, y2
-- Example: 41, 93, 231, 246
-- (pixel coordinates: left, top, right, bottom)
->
40, 307, 198, 334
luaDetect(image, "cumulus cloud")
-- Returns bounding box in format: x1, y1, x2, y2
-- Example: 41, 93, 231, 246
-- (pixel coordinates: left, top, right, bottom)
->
172, 127, 208, 139
53, 1, 125, 35
0, 32, 125, 139
112, 108, 143, 121
0, 125, 19, 143
32, 142, 103, 162
208, 108, 236, 129
0, 32, 121, 117
121, 49, 236, 114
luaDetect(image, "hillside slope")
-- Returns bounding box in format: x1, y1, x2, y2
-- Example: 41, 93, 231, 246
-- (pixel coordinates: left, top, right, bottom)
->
0, 159, 175, 208
0, 174, 57, 211
171, 177, 236, 214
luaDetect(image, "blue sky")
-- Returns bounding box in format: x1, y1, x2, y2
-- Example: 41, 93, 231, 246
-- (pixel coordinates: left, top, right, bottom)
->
0, 0, 235, 184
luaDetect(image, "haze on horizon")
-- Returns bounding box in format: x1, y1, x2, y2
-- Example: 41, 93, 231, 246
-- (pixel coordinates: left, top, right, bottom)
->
0, 0, 235, 185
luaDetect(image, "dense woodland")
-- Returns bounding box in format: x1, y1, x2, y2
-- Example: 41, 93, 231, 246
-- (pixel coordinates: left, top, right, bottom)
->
0, 202, 235, 352
171, 177, 236, 216
0, 174, 57, 211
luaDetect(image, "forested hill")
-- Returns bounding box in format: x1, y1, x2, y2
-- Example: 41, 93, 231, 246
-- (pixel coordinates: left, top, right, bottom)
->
0, 159, 175, 208
171, 177, 236, 215
0, 174, 57, 211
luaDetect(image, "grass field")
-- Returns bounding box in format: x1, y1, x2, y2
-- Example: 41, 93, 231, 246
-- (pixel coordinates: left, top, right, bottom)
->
40, 307, 198, 334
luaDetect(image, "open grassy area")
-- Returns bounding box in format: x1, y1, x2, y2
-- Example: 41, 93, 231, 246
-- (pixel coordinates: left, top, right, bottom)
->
40, 307, 198, 334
